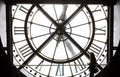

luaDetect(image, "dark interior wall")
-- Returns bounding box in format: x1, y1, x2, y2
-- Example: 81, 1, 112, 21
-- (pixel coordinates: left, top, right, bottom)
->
109, 0, 120, 77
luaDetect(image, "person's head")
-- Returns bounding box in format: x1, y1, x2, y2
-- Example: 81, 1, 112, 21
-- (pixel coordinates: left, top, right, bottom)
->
90, 52, 94, 57
89, 52, 96, 62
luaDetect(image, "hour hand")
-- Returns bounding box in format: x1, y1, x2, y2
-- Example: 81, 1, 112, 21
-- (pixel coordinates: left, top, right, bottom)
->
62, 35, 76, 56
65, 39, 76, 56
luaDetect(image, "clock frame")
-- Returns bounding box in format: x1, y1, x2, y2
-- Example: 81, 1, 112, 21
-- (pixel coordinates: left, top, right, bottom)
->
3, 0, 114, 77
11, 4, 109, 77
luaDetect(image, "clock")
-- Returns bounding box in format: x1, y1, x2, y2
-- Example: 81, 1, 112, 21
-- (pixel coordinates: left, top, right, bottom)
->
12, 4, 108, 77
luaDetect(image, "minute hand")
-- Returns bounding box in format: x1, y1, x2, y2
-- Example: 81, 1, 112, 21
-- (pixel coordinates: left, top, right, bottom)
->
60, 5, 76, 56
59, 5, 68, 21
60, 5, 90, 59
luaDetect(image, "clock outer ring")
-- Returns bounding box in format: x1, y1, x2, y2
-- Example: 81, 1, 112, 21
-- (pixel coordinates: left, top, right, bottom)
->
24, 4, 95, 63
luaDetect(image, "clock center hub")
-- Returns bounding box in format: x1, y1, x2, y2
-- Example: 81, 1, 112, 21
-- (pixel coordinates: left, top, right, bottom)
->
50, 19, 72, 41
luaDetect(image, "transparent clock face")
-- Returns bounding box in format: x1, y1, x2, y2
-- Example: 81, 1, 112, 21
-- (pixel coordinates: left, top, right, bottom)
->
12, 4, 108, 77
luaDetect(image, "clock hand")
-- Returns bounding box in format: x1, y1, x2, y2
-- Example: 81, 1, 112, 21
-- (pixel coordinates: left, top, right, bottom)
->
55, 5, 68, 45
59, 5, 76, 56
61, 35, 76, 56
56, 35, 61, 46
65, 39, 76, 56
59, 5, 86, 56
59, 5, 68, 22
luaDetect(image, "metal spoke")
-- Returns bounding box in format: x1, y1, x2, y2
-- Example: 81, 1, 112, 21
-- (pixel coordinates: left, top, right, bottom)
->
70, 32, 105, 43
13, 17, 55, 30
31, 33, 51, 39
52, 35, 61, 60
48, 63, 53, 76
62, 36, 69, 60
66, 22, 91, 30
13, 33, 51, 44
70, 32, 90, 39
62, 5, 84, 26
32, 22, 56, 30
53, 5, 59, 21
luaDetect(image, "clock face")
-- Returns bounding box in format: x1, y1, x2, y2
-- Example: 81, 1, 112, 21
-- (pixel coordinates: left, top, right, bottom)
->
12, 4, 108, 77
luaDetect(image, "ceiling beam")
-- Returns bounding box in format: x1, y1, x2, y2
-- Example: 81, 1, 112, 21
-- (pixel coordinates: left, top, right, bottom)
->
5, 0, 116, 5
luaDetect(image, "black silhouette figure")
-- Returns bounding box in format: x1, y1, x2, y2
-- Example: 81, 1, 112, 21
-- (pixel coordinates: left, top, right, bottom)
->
88, 52, 98, 77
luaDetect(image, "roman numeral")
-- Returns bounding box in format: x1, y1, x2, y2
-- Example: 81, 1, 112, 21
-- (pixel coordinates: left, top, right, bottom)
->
95, 26, 106, 35
19, 5, 29, 14
19, 44, 33, 58
19, 5, 33, 16
73, 57, 87, 73
14, 27, 25, 35
14, 27, 28, 35
77, 58, 86, 69
73, 61, 81, 72
89, 43, 102, 54
13, 17, 25, 22
91, 5, 102, 13
56, 64, 64, 76
35, 60, 44, 71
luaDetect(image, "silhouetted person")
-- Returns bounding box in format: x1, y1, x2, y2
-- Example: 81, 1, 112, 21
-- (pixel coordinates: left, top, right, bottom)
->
88, 52, 98, 77
0, 37, 11, 77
